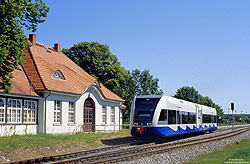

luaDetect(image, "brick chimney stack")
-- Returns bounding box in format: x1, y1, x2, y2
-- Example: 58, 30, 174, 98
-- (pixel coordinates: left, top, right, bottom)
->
54, 43, 61, 53
29, 34, 36, 45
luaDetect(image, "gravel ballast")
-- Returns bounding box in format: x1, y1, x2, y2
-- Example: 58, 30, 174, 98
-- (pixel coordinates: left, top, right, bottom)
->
120, 126, 250, 164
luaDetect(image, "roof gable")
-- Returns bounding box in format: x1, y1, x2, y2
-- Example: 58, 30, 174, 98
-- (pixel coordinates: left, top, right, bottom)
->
22, 41, 123, 102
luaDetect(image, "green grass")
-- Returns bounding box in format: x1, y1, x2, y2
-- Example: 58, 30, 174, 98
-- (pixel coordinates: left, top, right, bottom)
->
183, 137, 250, 164
218, 122, 249, 127
0, 131, 131, 150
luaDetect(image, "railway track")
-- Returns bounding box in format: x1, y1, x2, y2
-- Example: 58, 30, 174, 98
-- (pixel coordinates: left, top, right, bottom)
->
6, 141, 145, 164
47, 127, 249, 164
7, 126, 250, 164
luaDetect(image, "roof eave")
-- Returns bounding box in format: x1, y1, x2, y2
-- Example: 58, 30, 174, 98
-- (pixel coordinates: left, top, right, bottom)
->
86, 85, 124, 103
41, 89, 82, 97
0, 92, 43, 99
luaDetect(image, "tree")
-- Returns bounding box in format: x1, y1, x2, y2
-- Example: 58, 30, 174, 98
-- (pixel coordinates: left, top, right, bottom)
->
63, 42, 163, 122
62, 42, 137, 122
62, 42, 127, 92
173, 86, 224, 118
0, 0, 50, 92
130, 69, 163, 96
173, 86, 199, 103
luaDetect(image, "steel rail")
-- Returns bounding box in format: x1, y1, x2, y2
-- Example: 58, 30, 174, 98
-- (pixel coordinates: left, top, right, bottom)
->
85, 127, 250, 164
6, 125, 249, 164
5, 142, 141, 164
48, 127, 250, 164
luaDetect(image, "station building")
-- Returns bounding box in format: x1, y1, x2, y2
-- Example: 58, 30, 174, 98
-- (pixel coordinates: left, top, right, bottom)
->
0, 34, 125, 136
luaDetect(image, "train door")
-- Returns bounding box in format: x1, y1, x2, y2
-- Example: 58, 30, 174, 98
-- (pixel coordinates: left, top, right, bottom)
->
177, 106, 181, 134
196, 105, 202, 131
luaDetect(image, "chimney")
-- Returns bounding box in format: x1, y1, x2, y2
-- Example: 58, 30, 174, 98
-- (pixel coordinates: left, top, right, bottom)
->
29, 34, 36, 45
54, 43, 61, 53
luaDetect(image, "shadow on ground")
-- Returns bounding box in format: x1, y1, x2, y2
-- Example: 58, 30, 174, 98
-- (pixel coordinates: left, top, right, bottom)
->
101, 137, 136, 146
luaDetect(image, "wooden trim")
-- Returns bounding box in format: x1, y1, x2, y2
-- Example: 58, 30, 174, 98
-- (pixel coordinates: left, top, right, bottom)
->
0, 123, 37, 125
1, 96, 38, 125
5, 97, 7, 123
83, 98, 95, 132
53, 123, 62, 126
67, 123, 76, 126
36, 99, 38, 124
22, 99, 24, 124
0, 94, 40, 100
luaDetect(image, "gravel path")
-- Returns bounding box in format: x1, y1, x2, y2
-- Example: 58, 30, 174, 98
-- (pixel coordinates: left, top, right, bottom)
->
120, 126, 250, 164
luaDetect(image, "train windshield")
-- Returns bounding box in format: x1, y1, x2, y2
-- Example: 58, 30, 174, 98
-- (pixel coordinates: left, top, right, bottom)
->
134, 98, 160, 123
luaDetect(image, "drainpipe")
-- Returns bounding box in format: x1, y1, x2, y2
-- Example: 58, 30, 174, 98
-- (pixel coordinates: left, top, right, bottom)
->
119, 108, 121, 132
44, 90, 52, 133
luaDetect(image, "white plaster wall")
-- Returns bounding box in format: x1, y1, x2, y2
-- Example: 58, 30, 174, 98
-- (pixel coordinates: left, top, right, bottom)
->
0, 88, 124, 136
0, 96, 40, 136
89, 90, 121, 132
45, 93, 80, 134
0, 125, 37, 136
44, 87, 122, 134
38, 98, 45, 133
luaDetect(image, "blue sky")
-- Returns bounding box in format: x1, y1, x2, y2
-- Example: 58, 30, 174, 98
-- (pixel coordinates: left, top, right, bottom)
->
25, 0, 250, 114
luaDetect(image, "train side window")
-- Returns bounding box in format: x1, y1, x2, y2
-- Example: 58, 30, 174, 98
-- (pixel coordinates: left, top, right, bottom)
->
181, 111, 188, 124
202, 114, 206, 123
191, 112, 196, 124
203, 114, 207, 123
202, 114, 204, 123
168, 110, 176, 124
159, 109, 167, 121
187, 112, 192, 124
202, 114, 213, 123
177, 111, 181, 124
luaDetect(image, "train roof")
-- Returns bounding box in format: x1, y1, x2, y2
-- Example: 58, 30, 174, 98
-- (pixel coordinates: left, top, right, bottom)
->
135, 95, 163, 99
135, 95, 217, 115
165, 96, 216, 114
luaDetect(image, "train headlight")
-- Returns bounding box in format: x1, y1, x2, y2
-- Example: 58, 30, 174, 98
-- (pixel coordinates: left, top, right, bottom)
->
146, 123, 152, 125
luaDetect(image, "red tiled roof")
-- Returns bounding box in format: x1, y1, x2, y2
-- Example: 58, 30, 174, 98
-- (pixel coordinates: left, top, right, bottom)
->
120, 103, 126, 108
22, 42, 124, 102
22, 48, 46, 91
0, 66, 39, 97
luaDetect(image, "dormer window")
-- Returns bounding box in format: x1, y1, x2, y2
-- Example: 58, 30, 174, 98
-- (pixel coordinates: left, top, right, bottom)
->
51, 70, 65, 80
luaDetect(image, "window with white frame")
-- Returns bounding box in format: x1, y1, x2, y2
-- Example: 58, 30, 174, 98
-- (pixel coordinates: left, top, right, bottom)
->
68, 101, 75, 123
102, 106, 106, 124
7, 99, 22, 123
23, 100, 37, 123
0, 98, 5, 123
51, 70, 65, 80
54, 100, 61, 123
110, 107, 115, 123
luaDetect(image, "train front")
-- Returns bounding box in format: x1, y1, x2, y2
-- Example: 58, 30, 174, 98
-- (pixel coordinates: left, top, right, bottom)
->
130, 95, 162, 139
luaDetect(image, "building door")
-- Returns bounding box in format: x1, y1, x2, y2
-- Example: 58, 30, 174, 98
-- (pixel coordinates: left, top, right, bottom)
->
83, 98, 95, 132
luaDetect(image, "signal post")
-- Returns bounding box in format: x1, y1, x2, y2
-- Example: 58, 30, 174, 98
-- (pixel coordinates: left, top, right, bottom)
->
231, 102, 234, 130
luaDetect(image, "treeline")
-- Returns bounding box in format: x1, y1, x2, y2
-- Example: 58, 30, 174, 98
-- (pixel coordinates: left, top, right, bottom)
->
62, 42, 163, 122
173, 86, 224, 118
224, 114, 250, 123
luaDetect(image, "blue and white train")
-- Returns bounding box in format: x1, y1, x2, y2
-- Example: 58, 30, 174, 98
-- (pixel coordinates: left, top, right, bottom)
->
130, 95, 217, 139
